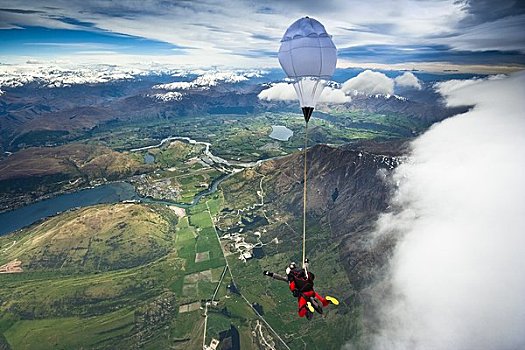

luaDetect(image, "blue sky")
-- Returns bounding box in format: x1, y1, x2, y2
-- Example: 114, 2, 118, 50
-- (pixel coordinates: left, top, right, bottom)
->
1, 26, 184, 57
0, 0, 524, 70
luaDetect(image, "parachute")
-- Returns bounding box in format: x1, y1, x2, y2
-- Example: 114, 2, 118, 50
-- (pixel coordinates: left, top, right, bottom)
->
277, 17, 337, 270
278, 17, 337, 122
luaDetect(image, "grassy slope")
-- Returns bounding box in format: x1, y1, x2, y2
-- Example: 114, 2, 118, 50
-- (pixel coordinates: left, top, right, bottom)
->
0, 204, 174, 271
0, 143, 145, 182
0, 143, 150, 212
0, 201, 227, 350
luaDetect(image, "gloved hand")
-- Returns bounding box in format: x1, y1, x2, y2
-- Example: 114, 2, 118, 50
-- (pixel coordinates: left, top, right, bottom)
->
263, 270, 273, 277
292, 289, 300, 297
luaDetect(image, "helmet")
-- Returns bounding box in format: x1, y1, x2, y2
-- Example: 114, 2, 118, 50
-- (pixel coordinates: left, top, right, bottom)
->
286, 261, 296, 275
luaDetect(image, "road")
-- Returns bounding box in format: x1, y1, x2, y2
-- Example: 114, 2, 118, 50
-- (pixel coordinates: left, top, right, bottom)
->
204, 201, 291, 350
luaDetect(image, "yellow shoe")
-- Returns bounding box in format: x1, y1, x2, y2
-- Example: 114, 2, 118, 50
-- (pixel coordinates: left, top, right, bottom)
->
306, 302, 315, 313
325, 296, 339, 305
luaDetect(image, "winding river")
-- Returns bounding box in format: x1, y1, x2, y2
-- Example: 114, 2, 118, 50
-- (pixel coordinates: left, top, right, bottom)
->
0, 136, 255, 236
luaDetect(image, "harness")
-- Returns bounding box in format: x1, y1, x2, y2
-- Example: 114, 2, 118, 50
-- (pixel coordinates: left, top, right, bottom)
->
289, 268, 314, 293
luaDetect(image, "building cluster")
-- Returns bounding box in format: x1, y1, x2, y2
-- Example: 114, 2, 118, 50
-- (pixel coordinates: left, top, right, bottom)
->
221, 232, 257, 262
133, 174, 180, 201
204, 338, 220, 350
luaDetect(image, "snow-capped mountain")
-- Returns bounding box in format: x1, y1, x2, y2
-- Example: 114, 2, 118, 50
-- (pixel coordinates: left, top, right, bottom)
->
0, 63, 469, 154
152, 70, 265, 91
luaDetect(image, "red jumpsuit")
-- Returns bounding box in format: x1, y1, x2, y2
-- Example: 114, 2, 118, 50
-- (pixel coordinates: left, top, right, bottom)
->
288, 270, 329, 317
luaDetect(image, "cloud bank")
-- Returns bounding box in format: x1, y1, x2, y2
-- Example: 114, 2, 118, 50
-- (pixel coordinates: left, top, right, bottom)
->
257, 83, 297, 102
341, 70, 423, 96
257, 82, 350, 104
370, 71, 525, 350
258, 70, 424, 104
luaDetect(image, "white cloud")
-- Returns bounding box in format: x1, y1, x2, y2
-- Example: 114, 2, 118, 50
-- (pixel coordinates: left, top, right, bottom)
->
257, 82, 350, 104
257, 82, 297, 101
433, 78, 484, 98
433, 74, 507, 103
318, 86, 351, 103
340, 70, 422, 96
370, 71, 525, 350
394, 72, 422, 90
341, 70, 394, 96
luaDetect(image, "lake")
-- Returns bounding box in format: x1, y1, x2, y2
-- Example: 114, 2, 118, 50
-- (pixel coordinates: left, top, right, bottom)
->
269, 125, 293, 141
0, 172, 233, 236
0, 182, 139, 236
144, 153, 155, 164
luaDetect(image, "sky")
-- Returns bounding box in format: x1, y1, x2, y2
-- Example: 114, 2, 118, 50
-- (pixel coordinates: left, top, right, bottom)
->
1, 0, 525, 71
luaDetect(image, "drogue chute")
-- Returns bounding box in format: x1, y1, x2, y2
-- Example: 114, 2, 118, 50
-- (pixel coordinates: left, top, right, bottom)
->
278, 16, 337, 122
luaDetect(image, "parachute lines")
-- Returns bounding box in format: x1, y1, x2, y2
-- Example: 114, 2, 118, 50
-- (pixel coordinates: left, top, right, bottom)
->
302, 120, 309, 272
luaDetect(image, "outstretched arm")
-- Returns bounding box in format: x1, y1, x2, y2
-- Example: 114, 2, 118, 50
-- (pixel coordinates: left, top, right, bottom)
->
272, 273, 288, 282
263, 271, 288, 282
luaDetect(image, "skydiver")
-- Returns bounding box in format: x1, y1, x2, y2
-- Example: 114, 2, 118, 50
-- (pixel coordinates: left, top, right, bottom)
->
263, 260, 339, 320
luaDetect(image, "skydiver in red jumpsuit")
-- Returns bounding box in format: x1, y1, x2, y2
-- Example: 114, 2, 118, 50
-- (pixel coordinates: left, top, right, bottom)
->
264, 260, 339, 319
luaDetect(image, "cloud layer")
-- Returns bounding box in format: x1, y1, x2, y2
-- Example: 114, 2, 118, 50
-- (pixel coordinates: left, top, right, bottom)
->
370, 71, 525, 349
340, 70, 423, 96
258, 69, 424, 104
258, 82, 351, 104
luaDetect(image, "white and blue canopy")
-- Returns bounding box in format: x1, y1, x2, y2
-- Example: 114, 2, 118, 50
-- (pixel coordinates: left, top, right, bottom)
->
278, 17, 337, 109
278, 17, 337, 80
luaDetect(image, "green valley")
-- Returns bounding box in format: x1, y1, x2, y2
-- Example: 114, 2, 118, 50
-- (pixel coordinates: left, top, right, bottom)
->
0, 109, 413, 349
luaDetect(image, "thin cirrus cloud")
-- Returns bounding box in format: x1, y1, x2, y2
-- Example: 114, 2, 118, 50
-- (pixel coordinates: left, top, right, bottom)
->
0, 0, 524, 68
337, 44, 525, 65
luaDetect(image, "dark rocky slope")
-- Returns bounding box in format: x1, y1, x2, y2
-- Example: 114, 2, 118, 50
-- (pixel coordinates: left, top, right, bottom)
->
260, 141, 407, 291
